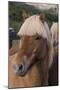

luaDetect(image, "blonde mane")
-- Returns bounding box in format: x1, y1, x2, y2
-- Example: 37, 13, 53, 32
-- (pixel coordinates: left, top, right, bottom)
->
18, 15, 51, 42
51, 22, 58, 42
49, 22, 58, 68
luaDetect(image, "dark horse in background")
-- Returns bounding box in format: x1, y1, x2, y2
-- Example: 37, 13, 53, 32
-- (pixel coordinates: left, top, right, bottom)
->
9, 28, 20, 49
9, 28, 20, 56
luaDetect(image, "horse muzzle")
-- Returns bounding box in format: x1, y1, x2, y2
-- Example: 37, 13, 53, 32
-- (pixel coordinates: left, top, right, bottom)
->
13, 54, 36, 77
13, 63, 29, 76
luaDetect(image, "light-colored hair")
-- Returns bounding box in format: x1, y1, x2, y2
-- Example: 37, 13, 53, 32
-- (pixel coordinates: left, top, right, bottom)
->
50, 22, 58, 58
51, 22, 58, 43
18, 15, 51, 42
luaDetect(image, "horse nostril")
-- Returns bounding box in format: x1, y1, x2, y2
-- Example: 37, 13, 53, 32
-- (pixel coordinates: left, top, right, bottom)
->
18, 64, 25, 74
13, 62, 29, 76
13, 64, 25, 76
19, 64, 23, 70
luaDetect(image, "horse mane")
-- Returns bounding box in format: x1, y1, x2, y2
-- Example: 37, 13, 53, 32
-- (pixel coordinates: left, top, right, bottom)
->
50, 22, 58, 67
50, 22, 58, 37
17, 14, 51, 42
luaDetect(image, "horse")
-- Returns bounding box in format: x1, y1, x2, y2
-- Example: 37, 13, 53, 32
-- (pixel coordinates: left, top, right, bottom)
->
50, 22, 58, 57
9, 13, 53, 88
48, 22, 58, 86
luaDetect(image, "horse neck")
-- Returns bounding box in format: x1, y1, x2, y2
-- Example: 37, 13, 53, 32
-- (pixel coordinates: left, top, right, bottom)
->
35, 55, 49, 86
25, 55, 49, 86
25, 63, 42, 85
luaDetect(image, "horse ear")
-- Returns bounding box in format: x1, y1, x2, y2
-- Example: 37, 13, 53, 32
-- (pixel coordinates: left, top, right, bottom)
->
39, 13, 45, 23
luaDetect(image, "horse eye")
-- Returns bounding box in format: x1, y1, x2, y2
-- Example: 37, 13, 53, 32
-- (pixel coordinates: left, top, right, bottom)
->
35, 36, 40, 40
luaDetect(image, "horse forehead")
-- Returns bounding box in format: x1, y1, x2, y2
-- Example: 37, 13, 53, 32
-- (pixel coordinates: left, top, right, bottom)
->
22, 36, 33, 43
20, 36, 33, 48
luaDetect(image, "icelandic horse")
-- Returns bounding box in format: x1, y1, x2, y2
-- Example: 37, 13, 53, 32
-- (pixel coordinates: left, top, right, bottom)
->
9, 14, 53, 88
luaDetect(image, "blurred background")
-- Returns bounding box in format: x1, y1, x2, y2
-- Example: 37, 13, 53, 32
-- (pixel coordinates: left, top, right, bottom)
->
8, 1, 58, 32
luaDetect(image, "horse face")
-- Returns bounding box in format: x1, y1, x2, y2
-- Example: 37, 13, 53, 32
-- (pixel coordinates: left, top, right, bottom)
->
12, 35, 48, 76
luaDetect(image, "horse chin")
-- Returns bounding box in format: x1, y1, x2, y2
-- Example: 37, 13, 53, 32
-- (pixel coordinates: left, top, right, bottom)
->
16, 70, 27, 77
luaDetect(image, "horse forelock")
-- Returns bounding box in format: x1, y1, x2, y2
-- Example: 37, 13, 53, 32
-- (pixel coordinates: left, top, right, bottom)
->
17, 15, 51, 42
